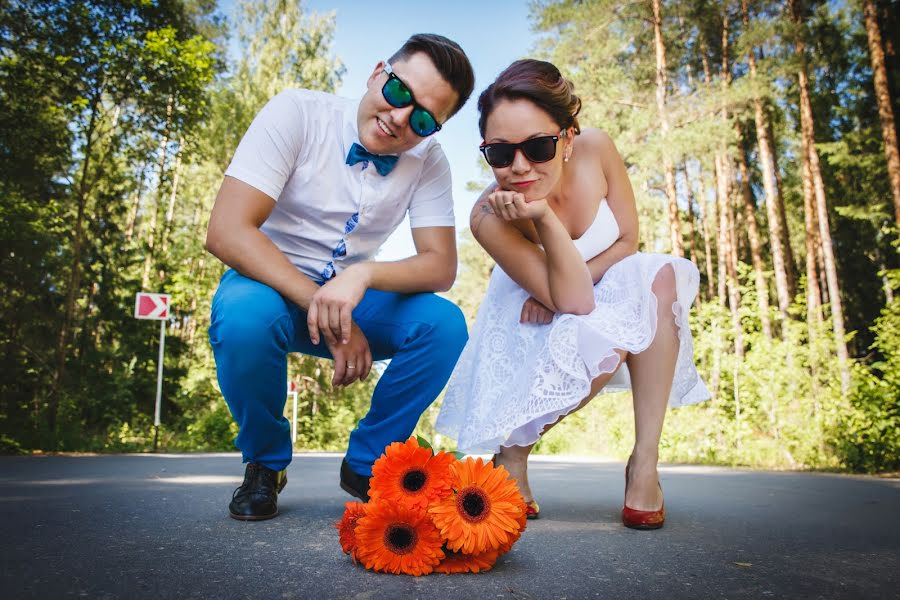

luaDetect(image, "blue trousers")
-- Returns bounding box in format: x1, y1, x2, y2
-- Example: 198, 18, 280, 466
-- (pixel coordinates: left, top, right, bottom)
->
208, 269, 468, 475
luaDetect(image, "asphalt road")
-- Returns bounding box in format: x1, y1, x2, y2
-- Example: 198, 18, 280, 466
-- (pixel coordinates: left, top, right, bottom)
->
1, 453, 898, 599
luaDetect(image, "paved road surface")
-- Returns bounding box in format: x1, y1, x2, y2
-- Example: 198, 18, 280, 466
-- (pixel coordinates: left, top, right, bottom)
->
1, 454, 898, 599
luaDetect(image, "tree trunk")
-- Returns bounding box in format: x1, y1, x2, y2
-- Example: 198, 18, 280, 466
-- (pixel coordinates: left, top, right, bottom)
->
791, 0, 851, 392
766, 117, 798, 296
863, 0, 900, 228
737, 140, 773, 339
719, 11, 743, 357
125, 191, 142, 243
695, 40, 718, 301
652, 0, 683, 257
741, 0, 793, 328
161, 138, 184, 255
695, 162, 717, 300
715, 154, 729, 304
682, 164, 697, 262
716, 153, 744, 356
802, 154, 822, 327
142, 96, 174, 289
50, 95, 102, 433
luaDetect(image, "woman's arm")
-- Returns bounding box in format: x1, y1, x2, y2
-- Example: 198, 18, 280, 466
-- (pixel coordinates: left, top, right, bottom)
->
530, 201, 595, 314
470, 188, 594, 315
583, 131, 639, 282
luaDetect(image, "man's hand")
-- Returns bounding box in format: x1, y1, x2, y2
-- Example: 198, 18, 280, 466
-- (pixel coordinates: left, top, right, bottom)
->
327, 320, 373, 387
307, 265, 370, 346
487, 190, 549, 222
520, 296, 555, 324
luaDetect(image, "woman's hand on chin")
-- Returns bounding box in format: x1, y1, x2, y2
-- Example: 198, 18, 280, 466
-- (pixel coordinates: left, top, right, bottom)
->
488, 189, 548, 222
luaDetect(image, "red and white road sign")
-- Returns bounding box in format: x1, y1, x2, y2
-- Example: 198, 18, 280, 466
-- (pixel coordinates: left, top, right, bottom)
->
288, 380, 298, 393
134, 292, 171, 320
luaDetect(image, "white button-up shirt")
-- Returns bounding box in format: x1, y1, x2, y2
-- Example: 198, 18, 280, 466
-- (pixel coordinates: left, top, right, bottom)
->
224, 89, 455, 281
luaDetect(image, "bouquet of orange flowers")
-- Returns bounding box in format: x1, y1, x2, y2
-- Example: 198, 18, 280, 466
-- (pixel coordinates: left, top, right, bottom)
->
335, 437, 528, 575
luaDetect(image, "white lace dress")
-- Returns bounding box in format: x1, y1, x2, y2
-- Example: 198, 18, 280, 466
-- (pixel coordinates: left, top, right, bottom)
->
436, 199, 710, 454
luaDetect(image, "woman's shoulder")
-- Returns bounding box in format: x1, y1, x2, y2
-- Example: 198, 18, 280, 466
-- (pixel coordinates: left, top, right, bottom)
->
469, 183, 498, 233
575, 128, 617, 152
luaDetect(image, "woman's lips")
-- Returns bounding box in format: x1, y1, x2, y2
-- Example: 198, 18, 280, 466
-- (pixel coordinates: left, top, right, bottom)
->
511, 180, 536, 189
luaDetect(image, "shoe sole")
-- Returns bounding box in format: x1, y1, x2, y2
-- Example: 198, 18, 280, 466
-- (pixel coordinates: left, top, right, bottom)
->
229, 510, 279, 521
623, 522, 664, 530
340, 481, 369, 502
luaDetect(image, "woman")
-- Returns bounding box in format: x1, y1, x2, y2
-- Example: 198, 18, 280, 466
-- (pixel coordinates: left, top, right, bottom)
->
436, 59, 709, 529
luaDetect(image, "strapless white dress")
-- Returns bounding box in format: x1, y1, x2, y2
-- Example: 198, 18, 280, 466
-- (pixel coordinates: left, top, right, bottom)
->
436, 199, 710, 454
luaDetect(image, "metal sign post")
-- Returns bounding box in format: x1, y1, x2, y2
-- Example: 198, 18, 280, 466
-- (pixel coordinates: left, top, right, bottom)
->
154, 319, 166, 452
135, 292, 171, 452
288, 380, 299, 445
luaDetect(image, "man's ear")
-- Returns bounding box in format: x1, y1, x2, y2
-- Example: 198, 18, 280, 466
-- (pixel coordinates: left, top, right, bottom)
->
366, 61, 386, 87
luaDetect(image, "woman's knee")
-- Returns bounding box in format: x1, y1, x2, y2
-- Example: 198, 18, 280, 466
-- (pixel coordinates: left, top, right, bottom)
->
651, 263, 677, 311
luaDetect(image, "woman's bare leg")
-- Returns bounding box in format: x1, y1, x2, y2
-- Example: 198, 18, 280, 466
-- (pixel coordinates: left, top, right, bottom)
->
623, 264, 679, 511
493, 349, 627, 502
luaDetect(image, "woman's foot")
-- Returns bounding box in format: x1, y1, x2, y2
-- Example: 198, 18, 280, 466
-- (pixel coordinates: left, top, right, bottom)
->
624, 452, 663, 511
491, 449, 535, 505
622, 452, 666, 529
622, 452, 665, 529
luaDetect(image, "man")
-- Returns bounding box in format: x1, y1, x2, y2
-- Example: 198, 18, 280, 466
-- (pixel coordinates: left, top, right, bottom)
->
206, 34, 474, 520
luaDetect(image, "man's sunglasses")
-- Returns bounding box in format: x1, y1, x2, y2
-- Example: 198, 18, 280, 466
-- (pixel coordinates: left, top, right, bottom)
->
479, 132, 564, 168
381, 62, 442, 137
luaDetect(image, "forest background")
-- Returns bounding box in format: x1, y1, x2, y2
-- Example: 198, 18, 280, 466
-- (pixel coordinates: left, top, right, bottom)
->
1, 0, 898, 473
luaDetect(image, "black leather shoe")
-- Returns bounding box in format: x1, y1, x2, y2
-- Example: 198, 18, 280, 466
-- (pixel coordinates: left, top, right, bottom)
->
340, 458, 371, 502
229, 463, 287, 521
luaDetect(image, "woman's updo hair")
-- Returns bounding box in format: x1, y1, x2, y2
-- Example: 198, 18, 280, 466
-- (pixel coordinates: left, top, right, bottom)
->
477, 59, 582, 138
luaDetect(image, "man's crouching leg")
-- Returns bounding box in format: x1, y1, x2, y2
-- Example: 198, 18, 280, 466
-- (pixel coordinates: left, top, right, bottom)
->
341, 291, 468, 497
209, 270, 294, 520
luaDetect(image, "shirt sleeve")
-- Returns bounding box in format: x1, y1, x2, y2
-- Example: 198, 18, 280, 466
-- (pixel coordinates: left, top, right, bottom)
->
407, 142, 455, 228
224, 90, 308, 201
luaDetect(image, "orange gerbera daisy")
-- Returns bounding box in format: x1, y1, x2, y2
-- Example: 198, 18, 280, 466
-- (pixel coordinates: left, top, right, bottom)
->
354, 499, 445, 576
434, 547, 499, 574
335, 501, 367, 561
429, 457, 527, 555
497, 505, 527, 556
369, 438, 456, 510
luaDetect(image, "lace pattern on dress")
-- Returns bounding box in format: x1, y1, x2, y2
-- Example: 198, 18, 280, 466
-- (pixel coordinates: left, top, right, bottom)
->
436, 253, 710, 454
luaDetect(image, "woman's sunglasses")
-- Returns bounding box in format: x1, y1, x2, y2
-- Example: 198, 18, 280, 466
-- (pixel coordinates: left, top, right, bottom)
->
479, 132, 564, 168
381, 62, 442, 137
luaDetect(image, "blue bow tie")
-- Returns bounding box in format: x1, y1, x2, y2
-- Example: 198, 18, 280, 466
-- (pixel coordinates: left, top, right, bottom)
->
345, 142, 399, 176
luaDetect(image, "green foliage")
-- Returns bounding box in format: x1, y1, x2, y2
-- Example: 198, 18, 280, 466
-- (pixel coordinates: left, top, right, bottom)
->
0, 0, 348, 454
837, 270, 900, 472
2, 0, 897, 477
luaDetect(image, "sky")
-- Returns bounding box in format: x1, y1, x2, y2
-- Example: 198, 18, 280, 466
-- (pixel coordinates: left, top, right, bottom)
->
221, 0, 538, 259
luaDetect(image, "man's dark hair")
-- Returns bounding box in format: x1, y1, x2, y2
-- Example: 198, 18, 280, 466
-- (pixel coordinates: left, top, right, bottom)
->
389, 33, 474, 118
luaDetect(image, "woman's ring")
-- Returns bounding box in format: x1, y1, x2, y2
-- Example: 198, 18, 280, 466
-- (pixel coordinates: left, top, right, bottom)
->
503, 200, 514, 206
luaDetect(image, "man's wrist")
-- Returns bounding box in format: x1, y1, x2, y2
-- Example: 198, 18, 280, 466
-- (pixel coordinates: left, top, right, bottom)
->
345, 262, 374, 288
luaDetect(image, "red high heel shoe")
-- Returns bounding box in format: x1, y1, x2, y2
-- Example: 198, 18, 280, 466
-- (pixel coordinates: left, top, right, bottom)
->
622, 459, 665, 530
491, 455, 540, 519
